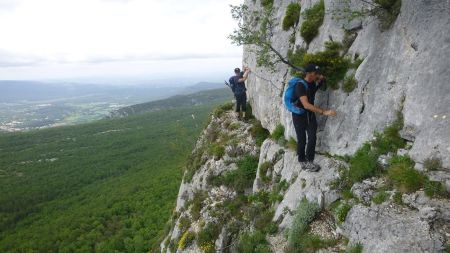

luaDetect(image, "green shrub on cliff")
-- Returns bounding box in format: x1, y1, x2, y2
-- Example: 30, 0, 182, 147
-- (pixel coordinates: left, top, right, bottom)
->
300, 0, 325, 43
288, 41, 352, 89
374, 0, 402, 30
372, 112, 406, 155
260, 0, 273, 10
286, 198, 338, 252
270, 124, 285, 142
283, 3, 301, 31
238, 230, 270, 253
211, 155, 259, 193
342, 74, 358, 93
250, 119, 270, 147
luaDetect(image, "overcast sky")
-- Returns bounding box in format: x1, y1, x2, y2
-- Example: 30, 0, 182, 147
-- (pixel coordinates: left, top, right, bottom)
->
0, 0, 243, 83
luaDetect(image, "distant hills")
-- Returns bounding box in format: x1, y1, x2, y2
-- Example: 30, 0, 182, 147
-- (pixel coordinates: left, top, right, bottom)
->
0, 80, 225, 103
0, 80, 229, 131
109, 88, 233, 118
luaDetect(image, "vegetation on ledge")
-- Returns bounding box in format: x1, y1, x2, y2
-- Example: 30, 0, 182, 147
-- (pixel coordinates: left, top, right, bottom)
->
288, 41, 353, 90
283, 3, 301, 31
300, 0, 325, 44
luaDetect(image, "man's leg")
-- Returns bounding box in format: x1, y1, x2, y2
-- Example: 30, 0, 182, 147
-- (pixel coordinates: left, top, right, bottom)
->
242, 93, 247, 118
292, 113, 307, 162
304, 114, 320, 171
235, 95, 241, 117
306, 114, 318, 162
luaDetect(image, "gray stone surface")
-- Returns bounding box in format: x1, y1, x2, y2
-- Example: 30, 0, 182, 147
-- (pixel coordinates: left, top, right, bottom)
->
161, 112, 258, 253
403, 191, 450, 222
255, 140, 342, 227
243, 0, 450, 168
343, 204, 445, 253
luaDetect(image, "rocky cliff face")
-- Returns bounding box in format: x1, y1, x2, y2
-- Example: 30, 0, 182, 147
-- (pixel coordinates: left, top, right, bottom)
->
244, 0, 450, 167
160, 1, 450, 252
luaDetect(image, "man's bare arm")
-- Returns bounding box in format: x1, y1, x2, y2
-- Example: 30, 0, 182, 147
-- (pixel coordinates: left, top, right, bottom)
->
238, 68, 251, 82
299, 96, 336, 116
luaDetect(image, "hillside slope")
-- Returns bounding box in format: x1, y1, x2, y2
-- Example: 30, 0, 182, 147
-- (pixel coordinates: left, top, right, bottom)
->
109, 88, 232, 118
160, 1, 449, 252
0, 89, 231, 253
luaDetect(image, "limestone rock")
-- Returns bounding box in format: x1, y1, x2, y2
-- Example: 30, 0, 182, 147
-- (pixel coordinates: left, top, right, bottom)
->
343, 204, 445, 252
243, 0, 450, 168
402, 191, 450, 222
254, 140, 342, 227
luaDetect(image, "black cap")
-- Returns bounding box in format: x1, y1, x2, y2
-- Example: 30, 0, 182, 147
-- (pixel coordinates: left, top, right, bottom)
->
304, 64, 320, 73
234, 67, 241, 73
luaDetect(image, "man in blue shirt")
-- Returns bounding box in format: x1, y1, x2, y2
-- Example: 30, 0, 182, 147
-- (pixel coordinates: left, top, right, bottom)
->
229, 67, 251, 119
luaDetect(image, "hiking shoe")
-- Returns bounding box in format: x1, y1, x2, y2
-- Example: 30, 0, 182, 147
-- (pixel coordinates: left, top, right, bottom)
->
299, 161, 308, 170
304, 162, 321, 172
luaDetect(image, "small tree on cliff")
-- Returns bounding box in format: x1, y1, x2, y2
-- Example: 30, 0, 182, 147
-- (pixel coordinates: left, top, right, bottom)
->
332, 0, 401, 31
227, 0, 400, 74
228, 4, 302, 72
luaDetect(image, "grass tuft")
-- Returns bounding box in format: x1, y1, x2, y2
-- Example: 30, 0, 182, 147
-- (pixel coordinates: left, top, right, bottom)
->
423, 157, 442, 171
250, 119, 270, 147
349, 143, 380, 183
259, 161, 273, 183
260, 0, 273, 10
374, 0, 402, 31
178, 230, 195, 250
347, 243, 363, 253
212, 102, 234, 118
238, 230, 270, 253
283, 3, 301, 31
211, 155, 259, 193
300, 0, 325, 44
288, 198, 321, 250
270, 124, 285, 142
387, 155, 424, 193
372, 112, 406, 155
197, 223, 220, 253
372, 191, 389, 204
332, 201, 352, 223
342, 74, 358, 93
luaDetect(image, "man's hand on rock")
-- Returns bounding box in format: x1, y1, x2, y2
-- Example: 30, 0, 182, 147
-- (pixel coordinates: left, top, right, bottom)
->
323, 109, 337, 117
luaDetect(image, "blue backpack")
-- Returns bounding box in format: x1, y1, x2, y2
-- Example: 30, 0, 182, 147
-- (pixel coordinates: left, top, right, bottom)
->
283, 77, 308, 115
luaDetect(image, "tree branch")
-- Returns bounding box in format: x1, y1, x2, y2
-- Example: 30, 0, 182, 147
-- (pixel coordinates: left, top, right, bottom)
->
266, 43, 304, 72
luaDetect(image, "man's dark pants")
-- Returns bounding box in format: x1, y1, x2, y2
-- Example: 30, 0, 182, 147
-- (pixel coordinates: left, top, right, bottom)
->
235, 93, 247, 112
292, 112, 317, 162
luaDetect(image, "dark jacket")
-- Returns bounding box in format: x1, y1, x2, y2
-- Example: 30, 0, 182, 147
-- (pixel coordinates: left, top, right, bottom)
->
229, 75, 247, 95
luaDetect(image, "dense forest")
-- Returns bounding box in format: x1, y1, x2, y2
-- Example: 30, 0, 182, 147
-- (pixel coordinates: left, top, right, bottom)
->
0, 89, 232, 252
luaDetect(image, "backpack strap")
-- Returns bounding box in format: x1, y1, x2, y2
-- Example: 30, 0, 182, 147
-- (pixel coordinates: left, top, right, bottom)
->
229, 76, 236, 93
297, 79, 309, 91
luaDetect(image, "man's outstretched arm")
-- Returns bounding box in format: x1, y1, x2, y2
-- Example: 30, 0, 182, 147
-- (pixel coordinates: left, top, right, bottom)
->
299, 96, 336, 116
238, 68, 251, 82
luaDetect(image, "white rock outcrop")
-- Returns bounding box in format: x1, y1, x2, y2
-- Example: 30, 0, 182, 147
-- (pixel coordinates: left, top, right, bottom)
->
243, 0, 450, 167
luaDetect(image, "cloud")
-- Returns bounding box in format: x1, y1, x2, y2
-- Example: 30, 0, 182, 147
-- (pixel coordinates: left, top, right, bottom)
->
0, 0, 19, 10
83, 52, 242, 64
0, 0, 243, 75
0, 50, 45, 67
0, 56, 243, 81
0, 50, 242, 67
